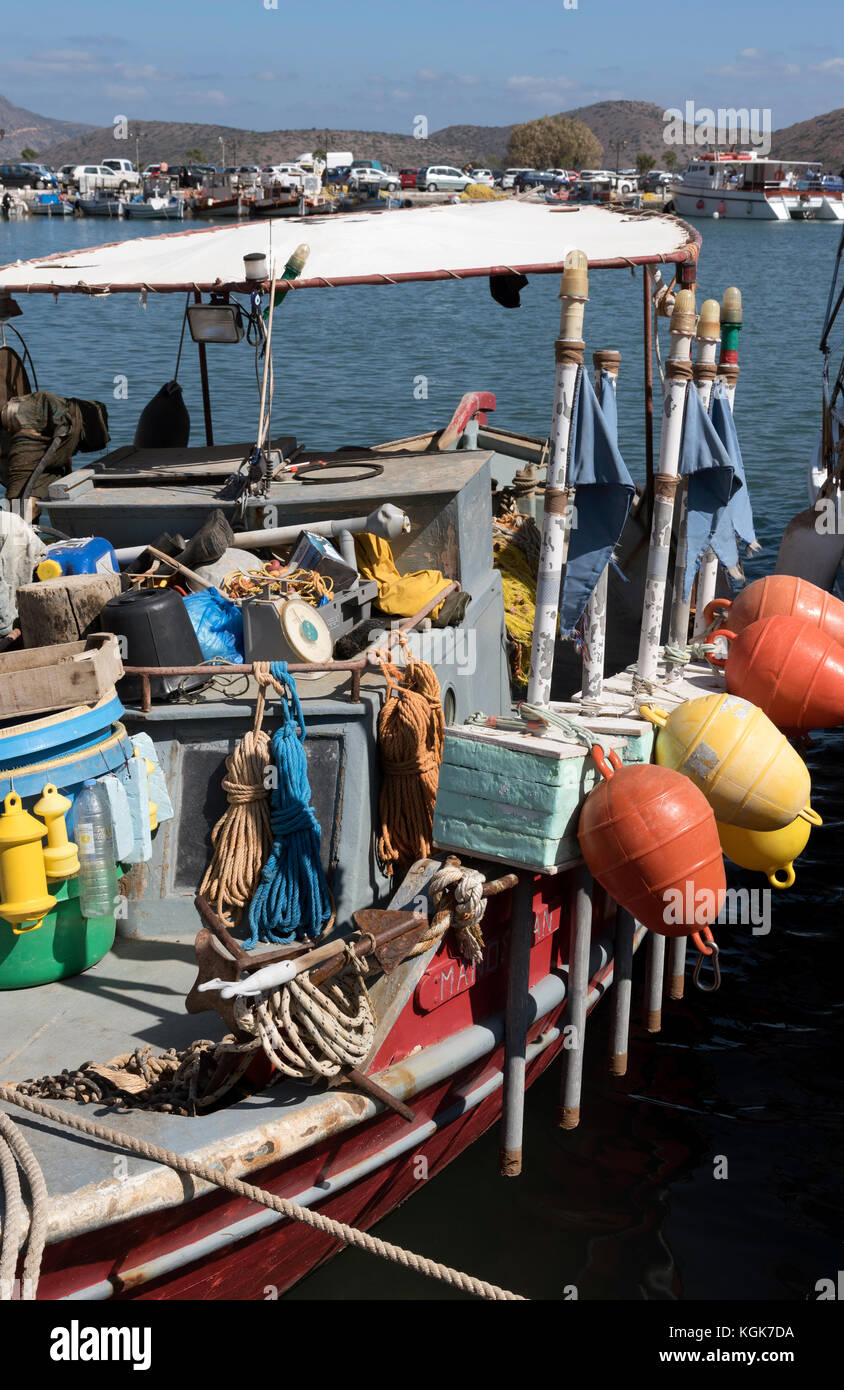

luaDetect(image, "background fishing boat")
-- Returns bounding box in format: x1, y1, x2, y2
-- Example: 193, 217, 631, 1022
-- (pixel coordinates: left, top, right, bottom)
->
668, 154, 844, 221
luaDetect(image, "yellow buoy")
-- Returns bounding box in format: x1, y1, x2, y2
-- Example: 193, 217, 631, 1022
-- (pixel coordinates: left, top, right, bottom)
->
0, 792, 57, 933
33, 783, 80, 881
717, 809, 820, 888
640, 694, 818, 831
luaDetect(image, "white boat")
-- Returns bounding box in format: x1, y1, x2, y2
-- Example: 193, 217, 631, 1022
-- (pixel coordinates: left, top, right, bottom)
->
668, 154, 844, 221
123, 195, 184, 221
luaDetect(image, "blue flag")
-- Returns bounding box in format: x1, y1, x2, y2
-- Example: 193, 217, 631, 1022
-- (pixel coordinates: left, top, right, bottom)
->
560, 369, 634, 633
710, 378, 758, 554
680, 385, 741, 600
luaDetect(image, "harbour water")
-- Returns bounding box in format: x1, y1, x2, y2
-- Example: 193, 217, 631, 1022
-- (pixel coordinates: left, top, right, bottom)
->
2, 212, 842, 1301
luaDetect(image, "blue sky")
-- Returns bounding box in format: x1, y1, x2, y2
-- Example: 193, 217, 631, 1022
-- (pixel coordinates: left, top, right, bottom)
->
1, 0, 841, 133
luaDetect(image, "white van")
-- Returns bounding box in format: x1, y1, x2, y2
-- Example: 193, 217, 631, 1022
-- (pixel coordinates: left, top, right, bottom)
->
101, 158, 140, 189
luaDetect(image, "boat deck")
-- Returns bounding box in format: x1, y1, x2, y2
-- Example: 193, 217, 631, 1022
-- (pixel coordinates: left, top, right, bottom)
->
0, 660, 724, 1275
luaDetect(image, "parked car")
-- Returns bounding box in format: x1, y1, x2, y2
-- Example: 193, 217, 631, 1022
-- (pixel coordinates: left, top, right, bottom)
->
399, 167, 420, 188
416, 165, 472, 192
101, 158, 140, 190
0, 163, 54, 189
142, 164, 169, 177
57, 164, 77, 185
349, 165, 400, 190
492, 169, 504, 185
71, 164, 125, 193
19, 163, 59, 188
514, 169, 569, 193
501, 167, 533, 189
640, 170, 672, 193
467, 168, 495, 187
229, 165, 262, 186
264, 163, 307, 189
322, 165, 352, 185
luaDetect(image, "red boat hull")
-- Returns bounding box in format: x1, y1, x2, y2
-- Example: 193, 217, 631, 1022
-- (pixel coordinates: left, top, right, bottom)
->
33, 873, 624, 1301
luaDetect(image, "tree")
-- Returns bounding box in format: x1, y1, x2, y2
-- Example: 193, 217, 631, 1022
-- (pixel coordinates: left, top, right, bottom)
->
636, 152, 656, 175
313, 147, 327, 165
20, 147, 38, 161
663, 149, 678, 171
184, 147, 204, 162
506, 115, 601, 171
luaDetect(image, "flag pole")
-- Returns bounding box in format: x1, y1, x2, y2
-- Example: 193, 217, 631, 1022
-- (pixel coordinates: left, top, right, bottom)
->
581, 348, 621, 711
665, 299, 721, 675
693, 287, 742, 635
634, 288, 697, 688
527, 250, 588, 707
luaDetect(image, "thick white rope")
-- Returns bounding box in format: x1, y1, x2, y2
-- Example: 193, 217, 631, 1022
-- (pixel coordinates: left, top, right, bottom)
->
0, 1090, 526, 1301
429, 865, 487, 964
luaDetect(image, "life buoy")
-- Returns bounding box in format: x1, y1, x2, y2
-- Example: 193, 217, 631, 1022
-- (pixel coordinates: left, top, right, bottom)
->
696, 198, 705, 210
773, 167, 784, 181
718, 201, 727, 215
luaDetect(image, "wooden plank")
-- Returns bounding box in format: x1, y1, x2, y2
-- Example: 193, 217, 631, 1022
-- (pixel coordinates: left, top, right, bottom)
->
17, 573, 121, 649
0, 634, 123, 719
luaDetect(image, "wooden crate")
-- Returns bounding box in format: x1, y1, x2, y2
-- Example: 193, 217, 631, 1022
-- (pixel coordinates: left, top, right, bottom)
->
0, 633, 124, 720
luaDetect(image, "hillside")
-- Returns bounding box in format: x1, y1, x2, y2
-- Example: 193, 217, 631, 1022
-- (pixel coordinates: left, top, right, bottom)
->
0, 93, 95, 158
30, 120, 507, 172
10, 90, 843, 174
771, 108, 844, 168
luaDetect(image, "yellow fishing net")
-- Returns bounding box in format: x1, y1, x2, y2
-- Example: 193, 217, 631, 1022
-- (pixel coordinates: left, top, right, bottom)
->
493, 515, 540, 693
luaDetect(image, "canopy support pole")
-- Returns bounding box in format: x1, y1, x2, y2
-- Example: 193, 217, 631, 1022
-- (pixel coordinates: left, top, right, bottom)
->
194, 290, 214, 446
643, 267, 654, 514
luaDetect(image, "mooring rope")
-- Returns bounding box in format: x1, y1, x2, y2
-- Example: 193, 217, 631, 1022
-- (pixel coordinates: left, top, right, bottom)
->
0, 1092, 526, 1302
0, 1110, 48, 1301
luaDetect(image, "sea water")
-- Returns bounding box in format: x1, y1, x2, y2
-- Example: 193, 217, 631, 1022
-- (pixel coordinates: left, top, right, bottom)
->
2, 213, 842, 1301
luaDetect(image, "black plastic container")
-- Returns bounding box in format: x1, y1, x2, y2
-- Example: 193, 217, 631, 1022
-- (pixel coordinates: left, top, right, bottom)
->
101, 588, 209, 701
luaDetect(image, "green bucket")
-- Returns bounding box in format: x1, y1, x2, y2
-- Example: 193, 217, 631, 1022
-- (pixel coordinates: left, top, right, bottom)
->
0, 875, 117, 990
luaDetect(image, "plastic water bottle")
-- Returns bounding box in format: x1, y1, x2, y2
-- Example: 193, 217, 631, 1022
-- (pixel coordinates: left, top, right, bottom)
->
72, 780, 119, 919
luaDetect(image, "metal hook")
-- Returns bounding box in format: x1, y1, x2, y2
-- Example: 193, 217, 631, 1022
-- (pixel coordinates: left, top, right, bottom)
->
693, 940, 721, 993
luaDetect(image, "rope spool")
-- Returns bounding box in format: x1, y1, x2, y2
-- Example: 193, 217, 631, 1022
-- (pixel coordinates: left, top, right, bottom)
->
376, 653, 444, 876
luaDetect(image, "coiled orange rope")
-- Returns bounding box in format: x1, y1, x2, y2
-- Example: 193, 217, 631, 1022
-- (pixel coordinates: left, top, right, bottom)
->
376, 650, 444, 876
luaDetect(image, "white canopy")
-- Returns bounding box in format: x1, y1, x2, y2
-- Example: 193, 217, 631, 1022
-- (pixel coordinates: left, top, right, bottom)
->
0, 201, 697, 296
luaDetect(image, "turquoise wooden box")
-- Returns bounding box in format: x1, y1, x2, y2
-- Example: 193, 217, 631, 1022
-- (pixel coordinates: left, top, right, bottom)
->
433, 712, 655, 873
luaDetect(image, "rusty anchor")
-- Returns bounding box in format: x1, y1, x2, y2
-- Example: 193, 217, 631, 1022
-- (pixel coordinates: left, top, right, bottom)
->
187, 895, 432, 1120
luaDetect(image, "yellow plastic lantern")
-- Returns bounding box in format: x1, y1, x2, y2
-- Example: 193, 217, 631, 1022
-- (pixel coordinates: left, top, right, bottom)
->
0, 792, 57, 933
717, 810, 819, 889
640, 694, 818, 831
33, 783, 80, 881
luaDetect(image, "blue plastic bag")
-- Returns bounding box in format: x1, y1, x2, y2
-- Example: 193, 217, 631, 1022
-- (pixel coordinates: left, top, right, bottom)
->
182, 587, 244, 662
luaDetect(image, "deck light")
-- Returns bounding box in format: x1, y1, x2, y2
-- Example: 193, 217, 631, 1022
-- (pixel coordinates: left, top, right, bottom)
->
187, 296, 244, 344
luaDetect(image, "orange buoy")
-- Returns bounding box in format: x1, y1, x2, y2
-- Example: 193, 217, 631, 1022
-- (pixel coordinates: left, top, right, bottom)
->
578, 748, 726, 937
709, 614, 844, 733
704, 575, 844, 647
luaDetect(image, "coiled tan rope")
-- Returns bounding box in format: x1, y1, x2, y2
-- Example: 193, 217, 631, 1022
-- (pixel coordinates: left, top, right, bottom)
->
226, 953, 376, 1081
0, 1090, 526, 1301
376, 654, 444, 876
199, 664, 283, 925
0, 1110, 48, 1301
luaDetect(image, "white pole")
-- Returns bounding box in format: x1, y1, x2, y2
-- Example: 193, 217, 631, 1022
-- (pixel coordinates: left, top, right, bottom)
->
527, 250, 588, 706
634, 289, 697, 687
581, 349, 620, 711
693, 287, 742, 636
665, 299, 721, 671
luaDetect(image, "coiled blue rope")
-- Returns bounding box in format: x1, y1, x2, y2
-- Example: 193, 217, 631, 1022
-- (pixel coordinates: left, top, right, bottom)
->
245, 663, 332, 947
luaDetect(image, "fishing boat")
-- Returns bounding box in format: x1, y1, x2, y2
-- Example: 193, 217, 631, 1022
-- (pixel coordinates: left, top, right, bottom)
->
0, 202, 799, 1304
76, 196, 124, 218
28, 193, 74, 218
668, 153, 844, 221
123, 195, 184, 222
